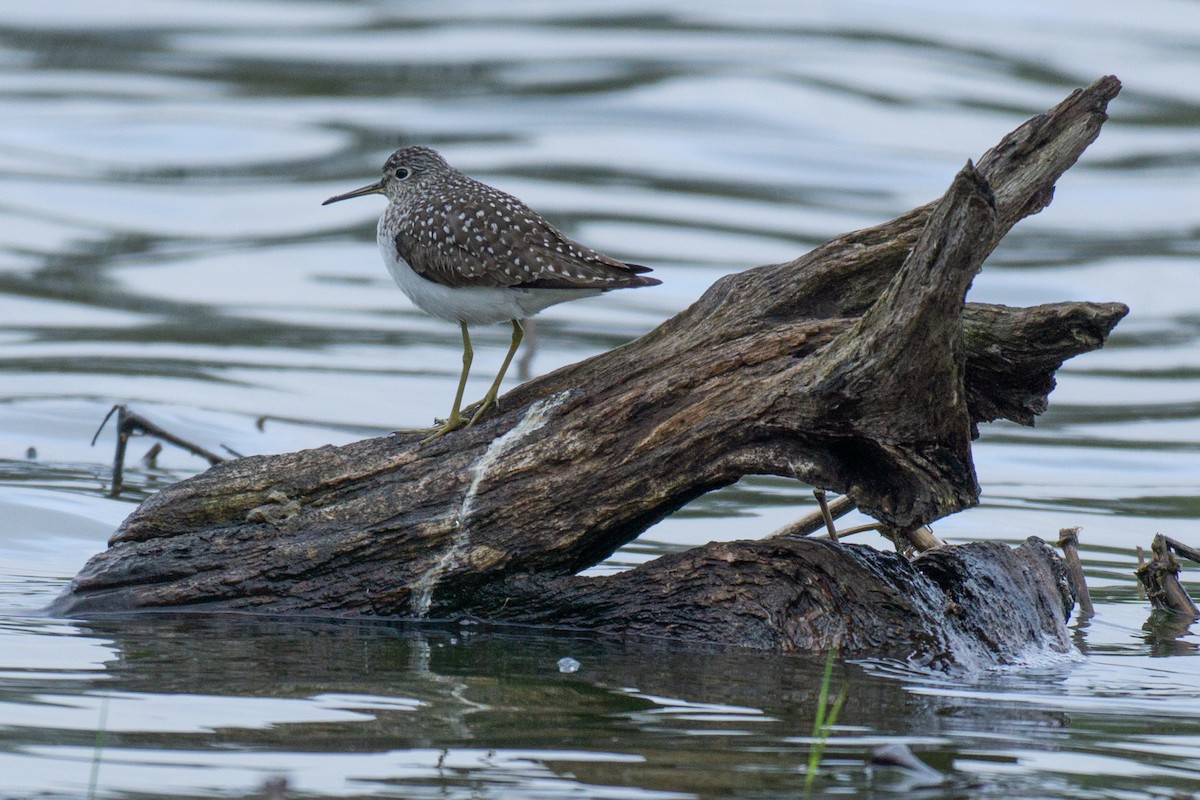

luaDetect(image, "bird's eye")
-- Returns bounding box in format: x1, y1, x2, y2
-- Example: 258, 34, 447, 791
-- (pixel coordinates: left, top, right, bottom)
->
394, 167, 411, 180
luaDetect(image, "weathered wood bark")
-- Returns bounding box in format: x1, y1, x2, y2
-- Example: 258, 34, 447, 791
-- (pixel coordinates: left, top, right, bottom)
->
469, 537, 1076, 666
1137, 534, 1200, 617
54, 77, 1127, 663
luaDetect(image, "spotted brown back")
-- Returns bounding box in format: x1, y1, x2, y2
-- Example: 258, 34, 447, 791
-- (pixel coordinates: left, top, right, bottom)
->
377, 146, 660, 291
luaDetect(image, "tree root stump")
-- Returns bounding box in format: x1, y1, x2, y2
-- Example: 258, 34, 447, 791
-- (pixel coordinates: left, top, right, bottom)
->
54, 77, 1128, 666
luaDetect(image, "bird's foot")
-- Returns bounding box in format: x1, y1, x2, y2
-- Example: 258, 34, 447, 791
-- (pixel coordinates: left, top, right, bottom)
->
420, 412, 469, 442
457, 401, 482, 420
390, 395, 499, 442
466, 392, 500, 426
391, 412, 469, 441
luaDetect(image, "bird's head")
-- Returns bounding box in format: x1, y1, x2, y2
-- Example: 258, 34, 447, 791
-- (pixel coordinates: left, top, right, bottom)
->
322, 145, 452, 207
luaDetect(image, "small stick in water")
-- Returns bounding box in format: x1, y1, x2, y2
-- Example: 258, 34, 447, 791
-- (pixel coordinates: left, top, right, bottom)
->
141, 442, 163, 469
1056, 526, 1094, 619
1136, 545, 1146, 599
92, 404, 226, 498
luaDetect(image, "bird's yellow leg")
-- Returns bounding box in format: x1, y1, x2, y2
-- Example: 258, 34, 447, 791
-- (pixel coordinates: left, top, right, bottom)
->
446, 321, 473, 425
411, 322, 472, 441
469, 319, 523, 426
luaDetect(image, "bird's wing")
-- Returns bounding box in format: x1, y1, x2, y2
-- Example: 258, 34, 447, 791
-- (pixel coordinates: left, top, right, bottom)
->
394, 188, 656, 290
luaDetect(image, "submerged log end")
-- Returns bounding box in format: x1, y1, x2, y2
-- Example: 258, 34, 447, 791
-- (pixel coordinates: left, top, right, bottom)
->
464, 536, 1075, 667
915, 537, 1076, 659
1136, 534, 1200, 617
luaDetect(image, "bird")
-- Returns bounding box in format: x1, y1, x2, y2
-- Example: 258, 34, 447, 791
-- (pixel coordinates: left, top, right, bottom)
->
323, 145, 660, 438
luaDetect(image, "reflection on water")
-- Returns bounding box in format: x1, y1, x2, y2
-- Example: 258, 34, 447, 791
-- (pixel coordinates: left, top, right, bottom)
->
3, 615, 1178, 799
2, 0, 1200, 797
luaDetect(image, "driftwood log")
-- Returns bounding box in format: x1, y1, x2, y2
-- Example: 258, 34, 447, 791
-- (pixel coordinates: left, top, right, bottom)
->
54, 77, 1127, 664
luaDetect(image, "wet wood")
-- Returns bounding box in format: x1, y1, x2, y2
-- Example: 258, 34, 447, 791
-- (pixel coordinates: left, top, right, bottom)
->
1163, 536, 1200, 565
466, 537, 1076, 665
883, 524, 946, 556
1136, 534, 1199, 617
54, 77, 1127, 662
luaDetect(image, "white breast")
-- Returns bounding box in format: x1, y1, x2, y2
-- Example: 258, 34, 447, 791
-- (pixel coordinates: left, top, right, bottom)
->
376, 219, 601, 325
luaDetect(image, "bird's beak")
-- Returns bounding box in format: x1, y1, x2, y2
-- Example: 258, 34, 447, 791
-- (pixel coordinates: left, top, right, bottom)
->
322, 180, 385, 206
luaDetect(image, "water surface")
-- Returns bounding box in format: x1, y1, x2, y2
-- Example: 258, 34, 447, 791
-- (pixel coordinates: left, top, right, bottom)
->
2, 1, 1199, 797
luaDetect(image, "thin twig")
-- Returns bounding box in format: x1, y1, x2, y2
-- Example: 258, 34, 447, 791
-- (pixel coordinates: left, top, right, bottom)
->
92, 406, 131, 498
1056, 526, 1094, 619
814, 489, 838, 541
769, 495, 856, 538
1164, 536, 1200, 565
141, 442, 163, 468
1136, 546, 1146, 599
92, 404, 226, 498
813, 523, 879, 539
880, 525, 945, 555
904, 526, 945, 552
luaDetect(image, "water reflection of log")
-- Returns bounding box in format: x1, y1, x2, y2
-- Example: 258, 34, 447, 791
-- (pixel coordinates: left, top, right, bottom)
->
53, 77, 1127, 666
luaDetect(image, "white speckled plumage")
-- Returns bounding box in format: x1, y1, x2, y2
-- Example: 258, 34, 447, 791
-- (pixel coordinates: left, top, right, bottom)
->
369, 146, 658, 321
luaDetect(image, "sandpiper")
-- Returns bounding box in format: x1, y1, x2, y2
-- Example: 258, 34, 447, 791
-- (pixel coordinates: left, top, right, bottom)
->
323, 146, 660, 438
